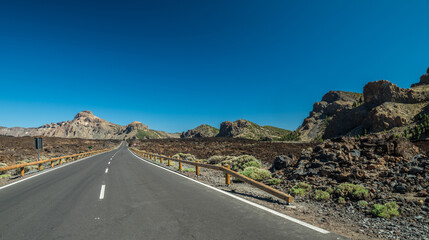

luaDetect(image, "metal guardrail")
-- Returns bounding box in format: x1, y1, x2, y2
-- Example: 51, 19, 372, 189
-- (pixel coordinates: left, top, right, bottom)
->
130, 148, 294, 204
0, 148, 113, 177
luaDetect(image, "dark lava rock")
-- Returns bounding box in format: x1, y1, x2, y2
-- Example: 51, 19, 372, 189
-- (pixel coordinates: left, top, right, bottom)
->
395, 183, 409, 194
272, 155, 292, 171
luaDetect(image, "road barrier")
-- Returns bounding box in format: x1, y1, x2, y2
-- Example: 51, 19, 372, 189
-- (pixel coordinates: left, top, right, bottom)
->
130, 148, 294, 204
0, 148, 113, 177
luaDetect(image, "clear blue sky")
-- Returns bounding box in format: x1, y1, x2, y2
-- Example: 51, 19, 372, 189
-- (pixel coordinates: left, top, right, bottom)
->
1, 0, 428, 133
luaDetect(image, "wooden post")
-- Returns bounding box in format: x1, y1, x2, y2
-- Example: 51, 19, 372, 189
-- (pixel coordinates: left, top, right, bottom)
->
196, 160, 200, 176
51, 161, 54, 168
225, 165, 231, 185
59, 159, 62, 165
179, 162, 183, 171
20, 167, 25, 176
38, 164, 42, 171
160, 157, 163, 164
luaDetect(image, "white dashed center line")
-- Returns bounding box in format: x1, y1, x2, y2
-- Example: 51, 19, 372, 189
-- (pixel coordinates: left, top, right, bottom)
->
105, 168, 109, 173
99, 185, 106, 200
108, 162, 111, 165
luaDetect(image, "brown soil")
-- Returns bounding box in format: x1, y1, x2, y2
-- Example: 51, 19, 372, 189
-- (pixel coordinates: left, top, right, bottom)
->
0, 136, 121, 166
128, 137, 317, 163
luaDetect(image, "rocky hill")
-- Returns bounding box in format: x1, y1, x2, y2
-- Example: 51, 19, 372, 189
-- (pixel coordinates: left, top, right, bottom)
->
297, 67, 429, 141
180, 124, 219, 138
216, 119, 297, 141
0, 111, 179, 140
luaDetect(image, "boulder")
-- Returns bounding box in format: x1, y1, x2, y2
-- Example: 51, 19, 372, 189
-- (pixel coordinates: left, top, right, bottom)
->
272, 155, 293, 171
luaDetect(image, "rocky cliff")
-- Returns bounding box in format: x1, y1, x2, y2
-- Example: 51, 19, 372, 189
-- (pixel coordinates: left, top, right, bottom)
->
0, 111, 178, 140
297, 67, 429, 140
180, 124, 219, 138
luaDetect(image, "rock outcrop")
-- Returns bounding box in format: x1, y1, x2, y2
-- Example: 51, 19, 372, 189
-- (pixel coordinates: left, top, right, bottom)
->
181, 124, 219, 138
216, 119, 293, 140
297, 91, 363, 141
298, 67, 429, 140
0, 111, 178, 140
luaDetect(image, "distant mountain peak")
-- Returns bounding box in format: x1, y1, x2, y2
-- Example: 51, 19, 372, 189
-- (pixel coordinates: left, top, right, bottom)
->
74, 110, 96, 120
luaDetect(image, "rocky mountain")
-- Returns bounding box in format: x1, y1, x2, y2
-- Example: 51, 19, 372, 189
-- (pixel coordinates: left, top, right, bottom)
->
0, 111, 179, 140
216, 119, 296, 141
297, 67, 429, 141
180, 124, 219, 138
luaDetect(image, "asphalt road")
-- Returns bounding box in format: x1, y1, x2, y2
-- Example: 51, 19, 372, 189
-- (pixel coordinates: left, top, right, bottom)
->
0, 142, 346, 240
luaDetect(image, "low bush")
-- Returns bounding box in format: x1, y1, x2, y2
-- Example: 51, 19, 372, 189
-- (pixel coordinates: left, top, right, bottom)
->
314, 190, 330, 201
358, 200, 368, 207
290, 182, 311, 196
239, 167, 271, 181
338, 197, 346, 204
182, 168, 195, 173
0, 174, 11, 179
371, 202, 399, 218
172, 153, 196, 162
335, 183, 369, 200
268, 178, 282, 185
209, 155, 261, 172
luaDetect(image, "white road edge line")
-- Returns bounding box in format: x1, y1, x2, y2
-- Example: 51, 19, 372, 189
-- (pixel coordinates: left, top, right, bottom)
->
105, 168, 109, 173
0, 150, 114, 191
99, 185, 106, 200
128, 149, 330, 234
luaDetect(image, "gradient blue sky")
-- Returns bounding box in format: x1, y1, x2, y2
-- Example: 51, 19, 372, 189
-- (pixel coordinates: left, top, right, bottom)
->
1, 0, 428, 133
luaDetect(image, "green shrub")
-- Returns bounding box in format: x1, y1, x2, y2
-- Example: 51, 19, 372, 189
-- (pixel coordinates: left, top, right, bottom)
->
0, 174, 11, 179
182, 168, 195, 172
314, 190, 330, 201
239, 167, 271, 181
371, 202, 399, 218
172, 153, 196, 162
209, 155, 261, 172
290, 182, 312, 196
358, 200, 368, 207
268, 178, 282, 185
338, 197, 346, 204
335, 183, 369, 200
326, 187, 334, 194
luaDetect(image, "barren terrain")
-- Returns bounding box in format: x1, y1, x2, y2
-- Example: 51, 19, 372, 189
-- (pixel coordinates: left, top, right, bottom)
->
0, 136, 120, 166
128, 137, 316, 163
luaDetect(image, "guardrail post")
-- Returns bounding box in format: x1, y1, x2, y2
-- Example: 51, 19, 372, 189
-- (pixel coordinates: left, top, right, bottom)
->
179, 161, 183, 171
20, 167, 25, 176
168, 155, 171, 166
160, 157, 163, 164
38, 164, 42, 171
59, 159, 62, 165
50, 161, 54, 168
196, 160, 200, 176
225, 165, 231, 185
66, 157, 70, 163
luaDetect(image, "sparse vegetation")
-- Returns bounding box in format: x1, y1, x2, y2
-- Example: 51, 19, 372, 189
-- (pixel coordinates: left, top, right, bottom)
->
371, 202, 399, 218
314, 190, 330, 201
338, 197, 346, 204
0, 174, 11, 179
335, 183, 369, 200
268, 178, 282, 185
239, 167, 271, 181
172, 153, 197, 161
208, 155, 261, 172
290, 182, 312, 196
358, 200, 368, 207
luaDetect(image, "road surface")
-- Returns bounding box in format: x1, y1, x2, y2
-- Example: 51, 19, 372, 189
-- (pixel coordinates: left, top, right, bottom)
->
0, 142, 346, 240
